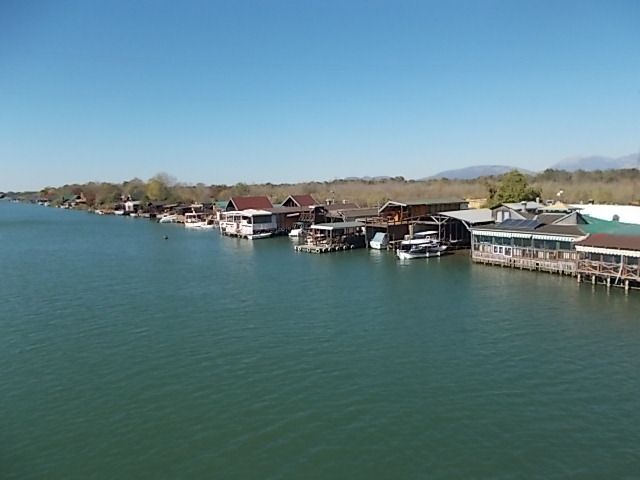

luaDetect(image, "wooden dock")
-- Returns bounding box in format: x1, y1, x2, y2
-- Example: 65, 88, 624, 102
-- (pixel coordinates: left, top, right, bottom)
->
294, 244, 356, 254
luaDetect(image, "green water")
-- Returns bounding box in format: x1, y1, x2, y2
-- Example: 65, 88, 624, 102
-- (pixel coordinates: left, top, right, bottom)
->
2, 202, 639, 479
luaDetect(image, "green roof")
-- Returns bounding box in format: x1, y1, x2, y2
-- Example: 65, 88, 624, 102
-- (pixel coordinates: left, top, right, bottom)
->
583, 216, 640, 235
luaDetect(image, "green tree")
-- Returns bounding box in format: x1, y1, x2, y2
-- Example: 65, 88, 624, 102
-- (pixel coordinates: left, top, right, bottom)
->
491, 170, 541, 207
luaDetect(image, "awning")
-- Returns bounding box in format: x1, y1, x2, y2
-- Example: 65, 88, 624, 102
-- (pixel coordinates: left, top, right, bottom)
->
575, 245, 640, 258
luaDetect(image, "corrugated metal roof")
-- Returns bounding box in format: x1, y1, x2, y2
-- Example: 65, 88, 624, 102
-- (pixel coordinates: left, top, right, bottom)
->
311, 221, 364, 230
438, 208, 493, 224
382, 198, 466, 208
582, 216, 640, 235
326, 202, 359, 211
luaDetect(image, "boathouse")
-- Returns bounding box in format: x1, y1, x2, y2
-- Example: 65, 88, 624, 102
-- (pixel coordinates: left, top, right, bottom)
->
267, 205, 327, 233
434, 208, 494, 247
575, 234, 640, 291
363, 198, 469, 245
295, 221, 366, 253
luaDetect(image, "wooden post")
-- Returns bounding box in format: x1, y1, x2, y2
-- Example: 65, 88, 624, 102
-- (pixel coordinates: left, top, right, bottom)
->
625, 280, 630, 294
592, 275, 596, 285
606, 277, 611, 289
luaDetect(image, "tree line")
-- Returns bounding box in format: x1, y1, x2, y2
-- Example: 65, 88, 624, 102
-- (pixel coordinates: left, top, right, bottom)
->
25, 168, 640, 208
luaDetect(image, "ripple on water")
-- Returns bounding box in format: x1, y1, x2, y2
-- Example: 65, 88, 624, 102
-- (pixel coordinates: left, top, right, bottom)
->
2, 203, 640, 479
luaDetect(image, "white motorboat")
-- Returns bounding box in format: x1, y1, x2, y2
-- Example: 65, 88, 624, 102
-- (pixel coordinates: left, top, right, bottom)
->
158, 214, 178, 224
114, 209, 125, 215
369, 232, 389, 250
247, 232, 272, 240
288, 228, 303, 238
396, 231, 447, 259
396, 242, 447, 259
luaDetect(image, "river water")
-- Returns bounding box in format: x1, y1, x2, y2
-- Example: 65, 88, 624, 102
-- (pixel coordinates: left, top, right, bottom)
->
1, 202, 639, 479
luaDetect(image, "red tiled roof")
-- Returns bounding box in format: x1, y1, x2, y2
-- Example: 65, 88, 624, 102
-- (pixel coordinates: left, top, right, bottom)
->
228, 196, 273, 210
576, 234, 640, 251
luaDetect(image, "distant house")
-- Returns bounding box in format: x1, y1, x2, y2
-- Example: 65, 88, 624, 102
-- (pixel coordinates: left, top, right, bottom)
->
501, 200, 545, 213
124, 200, 141, 213
226, 196, 273, 211
281, 194, 318, 208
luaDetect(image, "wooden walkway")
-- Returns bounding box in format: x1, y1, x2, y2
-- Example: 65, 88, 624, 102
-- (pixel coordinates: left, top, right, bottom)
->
294, 244, 356, 254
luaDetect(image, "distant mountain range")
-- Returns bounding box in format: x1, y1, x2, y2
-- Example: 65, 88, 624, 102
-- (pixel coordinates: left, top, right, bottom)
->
338, 154, 639, 182
427, 165, 534, 180
550, 154, 638, 171
426, 154, 639, 180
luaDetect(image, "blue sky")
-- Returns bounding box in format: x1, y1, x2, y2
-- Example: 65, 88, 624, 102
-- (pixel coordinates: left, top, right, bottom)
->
1, 0, 639, 190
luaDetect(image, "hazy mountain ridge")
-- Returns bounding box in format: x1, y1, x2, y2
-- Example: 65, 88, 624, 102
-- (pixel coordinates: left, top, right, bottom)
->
427, 165, 534, 180
551, 154, 638, 171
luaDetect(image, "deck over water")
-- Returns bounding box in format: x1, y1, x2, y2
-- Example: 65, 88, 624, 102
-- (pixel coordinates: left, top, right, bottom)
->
294, 244, 357, 254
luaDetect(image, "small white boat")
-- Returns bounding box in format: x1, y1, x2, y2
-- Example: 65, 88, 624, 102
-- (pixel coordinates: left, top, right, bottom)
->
114, 209, 125, 216
288, 228, 303, 238
369, 232, 389, 249
95, 209, 104, 215
158, 214, 178, 224
247, 232, 272, 240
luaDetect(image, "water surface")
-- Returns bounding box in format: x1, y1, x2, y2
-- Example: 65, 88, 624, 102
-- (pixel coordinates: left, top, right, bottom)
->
1, 202, 639, 479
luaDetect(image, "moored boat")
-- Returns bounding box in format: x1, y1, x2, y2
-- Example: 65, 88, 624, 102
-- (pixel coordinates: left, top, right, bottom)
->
396, 231, 447, 259
247, 232, 272, 240
158, 214, 178, 224
184, 212, 215, 229
369, 232, 389, 250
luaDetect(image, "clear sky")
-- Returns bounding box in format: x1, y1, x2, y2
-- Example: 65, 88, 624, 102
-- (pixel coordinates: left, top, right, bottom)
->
1, 0, 639, 191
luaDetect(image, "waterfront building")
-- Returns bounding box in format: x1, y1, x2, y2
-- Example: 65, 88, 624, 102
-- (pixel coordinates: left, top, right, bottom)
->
470, 212, 589, 275
575, 234, 640, 290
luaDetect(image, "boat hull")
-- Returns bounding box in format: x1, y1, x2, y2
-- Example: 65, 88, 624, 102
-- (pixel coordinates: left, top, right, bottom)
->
247, 232, 272, 240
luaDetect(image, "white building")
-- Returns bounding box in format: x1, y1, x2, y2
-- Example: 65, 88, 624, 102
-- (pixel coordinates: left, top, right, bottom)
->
570, 204, 640, 225
219, 209, 276, 238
